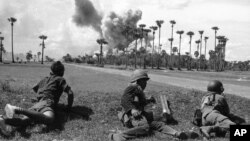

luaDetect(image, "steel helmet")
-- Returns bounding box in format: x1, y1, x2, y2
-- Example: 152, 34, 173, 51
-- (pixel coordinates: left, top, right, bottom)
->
130, 69, 150, 83
207, 80, 224, 93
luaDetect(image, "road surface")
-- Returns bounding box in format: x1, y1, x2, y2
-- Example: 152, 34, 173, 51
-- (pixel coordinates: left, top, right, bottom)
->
66, 64, 250, 99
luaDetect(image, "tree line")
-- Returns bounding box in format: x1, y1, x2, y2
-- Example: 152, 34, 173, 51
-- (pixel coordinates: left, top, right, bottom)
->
63, 20, 248, 72
62, 52, 250, 72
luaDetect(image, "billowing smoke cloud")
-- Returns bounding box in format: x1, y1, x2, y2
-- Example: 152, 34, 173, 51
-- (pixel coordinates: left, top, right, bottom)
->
72, 0, 144, 52
101, 10, 142, 50
73, 0, 103, 35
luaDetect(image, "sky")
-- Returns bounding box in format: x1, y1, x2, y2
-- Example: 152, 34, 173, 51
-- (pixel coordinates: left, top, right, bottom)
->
0, 0, 250, 61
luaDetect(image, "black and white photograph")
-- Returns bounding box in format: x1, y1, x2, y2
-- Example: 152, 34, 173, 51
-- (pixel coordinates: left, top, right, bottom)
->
0, 0, 249, 140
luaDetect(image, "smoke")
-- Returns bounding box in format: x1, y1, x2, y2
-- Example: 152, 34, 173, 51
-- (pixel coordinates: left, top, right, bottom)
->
101, 10, 142, 50
72, 0, 146, 52
73, 0, 103, 36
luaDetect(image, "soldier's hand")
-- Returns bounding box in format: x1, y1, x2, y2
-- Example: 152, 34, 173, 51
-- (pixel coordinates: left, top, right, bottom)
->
131, 109, 141, 118
148, 96, 156, 104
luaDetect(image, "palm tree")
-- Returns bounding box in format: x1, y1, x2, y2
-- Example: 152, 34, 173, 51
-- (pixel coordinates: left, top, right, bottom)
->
186, 31, 194, 70
211, 26, 219, 50
97, 38, 108, 66
39, 35, 47, 64
204, 36, 209, 70
212, 27, 219, 71
204, 36, 209, 60
133, 29, 141, 69
143, 29, 151, 69
216, 36, 228, 71
156, 20, 164, 53
156, 20, 164, 69
169, 20, 176, 70
168, 38, 174, 70
186, 31, 194, 57
176, 30, 184, 70
8, 17, 17, 63
122, 25, 132, 69
0, 36, 4, 63
198, 30, 204, 70
139, 24, 146, 48
37, 52, 41, 62
149, 26, 158, 68
195, 40, 200, 70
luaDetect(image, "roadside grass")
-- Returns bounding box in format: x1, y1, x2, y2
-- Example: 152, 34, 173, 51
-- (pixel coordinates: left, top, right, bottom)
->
0, 64, 249, 141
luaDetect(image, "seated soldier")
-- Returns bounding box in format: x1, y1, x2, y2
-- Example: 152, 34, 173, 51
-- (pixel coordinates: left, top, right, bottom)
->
0, 61, 74, 136
109, 69, 198, 141
200, 80, 235, 139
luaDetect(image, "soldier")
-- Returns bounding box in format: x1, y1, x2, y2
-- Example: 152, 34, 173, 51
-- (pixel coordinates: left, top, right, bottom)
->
109, 69, 198, 141
0, 61, 74, 136
199, 80, 235, 139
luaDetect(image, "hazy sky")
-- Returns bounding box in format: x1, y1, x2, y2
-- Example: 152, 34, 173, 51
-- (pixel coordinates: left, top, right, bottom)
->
0, 0, 250, 61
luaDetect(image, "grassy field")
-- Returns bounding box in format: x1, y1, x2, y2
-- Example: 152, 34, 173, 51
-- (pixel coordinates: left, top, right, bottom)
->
0, 63, 249, 141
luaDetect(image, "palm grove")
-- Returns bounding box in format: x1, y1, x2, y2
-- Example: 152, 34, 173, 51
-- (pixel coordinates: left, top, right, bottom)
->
63, 20, 247, 71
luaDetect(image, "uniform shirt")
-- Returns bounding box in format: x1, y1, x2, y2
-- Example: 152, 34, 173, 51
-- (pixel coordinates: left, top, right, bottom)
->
32, 73, 71, 106
121, 83, 147, 114
201, 92, 230, 117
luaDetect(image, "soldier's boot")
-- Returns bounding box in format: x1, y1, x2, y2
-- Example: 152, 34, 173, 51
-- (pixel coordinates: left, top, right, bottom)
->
184, 130, 200, 139
0, 115, 10, 137
175, 131, 188, 140
215, 127, 229, 138
175, 130, 199, 140
5, 104, 19, 119
108, 133, 124, 141
200, 126, 220, 140
199, 126, 213, 140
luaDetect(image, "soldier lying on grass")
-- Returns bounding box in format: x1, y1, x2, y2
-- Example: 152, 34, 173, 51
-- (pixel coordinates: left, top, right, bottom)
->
109, 69, 199, 141
0, 61, 74, 136
199, 80, 236, 139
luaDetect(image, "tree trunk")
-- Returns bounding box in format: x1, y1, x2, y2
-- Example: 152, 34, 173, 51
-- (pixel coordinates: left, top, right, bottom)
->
41, 40, 44, 64
11, 24, 14, 63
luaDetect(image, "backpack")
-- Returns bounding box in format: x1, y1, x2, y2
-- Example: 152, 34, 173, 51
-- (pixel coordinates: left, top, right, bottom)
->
192, 108, 202, 127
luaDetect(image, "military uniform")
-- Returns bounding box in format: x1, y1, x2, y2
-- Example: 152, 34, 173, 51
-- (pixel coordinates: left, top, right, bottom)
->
32, 73, 71, 113
200, 92, 235, 134
111, 83, 181, 141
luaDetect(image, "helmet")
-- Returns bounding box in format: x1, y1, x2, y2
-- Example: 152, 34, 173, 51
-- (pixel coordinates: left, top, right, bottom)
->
130, 69, 150, 83
207, 80, 224, 93
51, 61, 65, 76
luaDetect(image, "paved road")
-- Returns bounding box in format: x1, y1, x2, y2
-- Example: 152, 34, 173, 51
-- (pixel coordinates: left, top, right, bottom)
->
66, 64, 250, 99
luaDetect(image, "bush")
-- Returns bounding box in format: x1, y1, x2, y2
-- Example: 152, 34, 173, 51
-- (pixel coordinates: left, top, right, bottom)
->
87, 58, 95, 64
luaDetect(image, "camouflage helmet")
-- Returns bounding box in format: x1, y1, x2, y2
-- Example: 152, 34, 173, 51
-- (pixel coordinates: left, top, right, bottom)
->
130, 69, 150, 83
51, 61, 65, 76
207, 80, 224, 93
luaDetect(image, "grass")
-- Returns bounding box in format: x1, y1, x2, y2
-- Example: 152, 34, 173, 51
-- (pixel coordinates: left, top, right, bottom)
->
0, 63, 249, 141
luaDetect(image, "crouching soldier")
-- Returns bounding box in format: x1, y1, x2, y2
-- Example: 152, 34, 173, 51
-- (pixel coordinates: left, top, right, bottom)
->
0, 61, 74, 136
109, 69, 198, 141
200, 80, 235, 139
